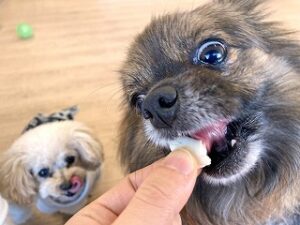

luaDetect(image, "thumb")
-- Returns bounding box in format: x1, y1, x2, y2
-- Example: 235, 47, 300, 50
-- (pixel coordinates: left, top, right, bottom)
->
113, 149, 200, 225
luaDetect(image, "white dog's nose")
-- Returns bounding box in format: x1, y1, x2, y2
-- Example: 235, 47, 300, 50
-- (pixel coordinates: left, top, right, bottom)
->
59, 181, 72, 191
60, 176, 83, 193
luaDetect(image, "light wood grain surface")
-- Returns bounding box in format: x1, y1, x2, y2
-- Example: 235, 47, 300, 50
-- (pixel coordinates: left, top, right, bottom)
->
0, 0, 299, 224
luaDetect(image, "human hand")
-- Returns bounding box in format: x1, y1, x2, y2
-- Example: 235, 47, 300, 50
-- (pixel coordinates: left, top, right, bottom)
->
65, 149, 201, 225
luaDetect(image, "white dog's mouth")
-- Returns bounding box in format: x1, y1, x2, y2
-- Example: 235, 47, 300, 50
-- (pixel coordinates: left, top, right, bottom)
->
50, 176, 86, 204
65, 176, 84, 196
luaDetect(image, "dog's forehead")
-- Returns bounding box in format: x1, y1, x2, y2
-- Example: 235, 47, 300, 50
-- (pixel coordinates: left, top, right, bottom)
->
131, 3, 260, 61
121, 12, 211, 95
12, 121, 80, 159
121, 2, 265, 96
130, 10, 217, 67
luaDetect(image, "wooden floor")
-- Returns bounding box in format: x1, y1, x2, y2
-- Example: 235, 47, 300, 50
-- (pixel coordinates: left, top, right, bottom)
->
0, 0, 299, 224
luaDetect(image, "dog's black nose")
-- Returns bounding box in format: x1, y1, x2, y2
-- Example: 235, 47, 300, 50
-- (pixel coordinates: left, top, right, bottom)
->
143, 86, 178, 128
59, 181, 72, 191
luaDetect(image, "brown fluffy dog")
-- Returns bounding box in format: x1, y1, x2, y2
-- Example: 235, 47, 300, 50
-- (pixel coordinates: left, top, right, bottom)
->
119, 0, 300, 224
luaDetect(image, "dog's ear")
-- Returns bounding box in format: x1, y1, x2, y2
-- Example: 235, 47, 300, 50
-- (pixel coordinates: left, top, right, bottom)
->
0, 151, 36, 205
68, 124, 103, 170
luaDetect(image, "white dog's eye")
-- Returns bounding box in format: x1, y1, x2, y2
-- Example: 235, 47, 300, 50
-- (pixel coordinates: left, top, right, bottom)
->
38, 168, 50, 178
65, 156, 75, 167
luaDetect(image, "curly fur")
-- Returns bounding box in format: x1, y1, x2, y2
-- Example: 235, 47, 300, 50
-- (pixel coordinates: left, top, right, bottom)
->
0, 121, 103, 223
119, 0, 300, 224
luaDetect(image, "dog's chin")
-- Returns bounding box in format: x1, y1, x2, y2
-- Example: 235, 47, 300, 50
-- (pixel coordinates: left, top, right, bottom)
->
144, 119, 262, 185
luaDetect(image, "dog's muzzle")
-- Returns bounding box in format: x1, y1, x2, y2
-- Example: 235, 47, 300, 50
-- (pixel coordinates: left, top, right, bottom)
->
36, 169, 100, 215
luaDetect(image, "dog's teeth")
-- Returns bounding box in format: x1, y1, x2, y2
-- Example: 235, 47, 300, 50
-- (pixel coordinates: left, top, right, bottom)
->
231, 139, 237, 147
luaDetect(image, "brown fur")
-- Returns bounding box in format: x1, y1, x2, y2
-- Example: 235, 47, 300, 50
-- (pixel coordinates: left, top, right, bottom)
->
119, 0, 300, 224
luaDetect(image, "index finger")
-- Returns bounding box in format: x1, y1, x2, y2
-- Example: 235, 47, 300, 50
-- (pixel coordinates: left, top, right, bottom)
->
65, 159, 161, 225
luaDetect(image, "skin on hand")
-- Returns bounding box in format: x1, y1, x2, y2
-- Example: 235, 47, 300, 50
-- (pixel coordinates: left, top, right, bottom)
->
65, 149, 202, 225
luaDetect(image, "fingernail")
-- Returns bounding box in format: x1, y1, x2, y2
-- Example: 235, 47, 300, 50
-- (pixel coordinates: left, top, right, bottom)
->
163, 149, 197, 175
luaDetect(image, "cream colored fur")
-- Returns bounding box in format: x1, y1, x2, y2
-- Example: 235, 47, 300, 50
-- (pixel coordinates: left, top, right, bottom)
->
0, 121, 103, 224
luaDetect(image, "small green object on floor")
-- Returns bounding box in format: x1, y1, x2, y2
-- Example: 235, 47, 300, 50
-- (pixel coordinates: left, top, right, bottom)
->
16, 23, 33, 39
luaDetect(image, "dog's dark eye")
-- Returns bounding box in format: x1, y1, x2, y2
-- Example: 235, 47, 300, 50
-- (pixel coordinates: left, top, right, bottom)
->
38, 168, 50, 178
193, 39, 227, 66
65, 156, 75, 167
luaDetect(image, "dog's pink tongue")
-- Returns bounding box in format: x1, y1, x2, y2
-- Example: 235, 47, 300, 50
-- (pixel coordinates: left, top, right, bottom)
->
70, 176, 83, 193
191, 121, 228, 153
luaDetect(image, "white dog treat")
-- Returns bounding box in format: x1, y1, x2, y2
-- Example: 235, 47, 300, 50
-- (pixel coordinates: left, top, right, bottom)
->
169, 136, 211, 168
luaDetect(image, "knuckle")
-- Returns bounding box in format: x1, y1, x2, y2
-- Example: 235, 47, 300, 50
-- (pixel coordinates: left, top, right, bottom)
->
136, 178, 176, 209
147, 181, 173, 200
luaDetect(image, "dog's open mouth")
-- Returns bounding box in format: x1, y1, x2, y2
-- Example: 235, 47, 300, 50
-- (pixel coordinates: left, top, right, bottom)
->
65, 176, 84, 197
187, 119, 241, 168
50, 176, 87, 204
190, 120, 229, 153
